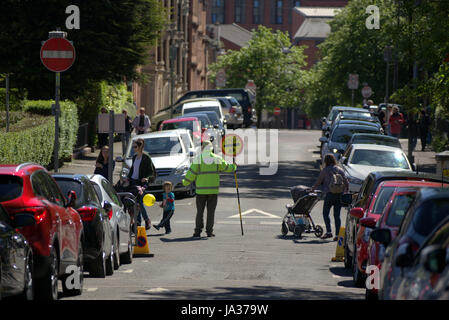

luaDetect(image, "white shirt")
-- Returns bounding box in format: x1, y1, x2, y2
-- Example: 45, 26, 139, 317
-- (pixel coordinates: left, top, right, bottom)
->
131, 155, 142, 180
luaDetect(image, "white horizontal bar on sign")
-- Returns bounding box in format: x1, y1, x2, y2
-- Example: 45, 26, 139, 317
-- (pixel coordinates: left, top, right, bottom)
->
42, 50, 74, 59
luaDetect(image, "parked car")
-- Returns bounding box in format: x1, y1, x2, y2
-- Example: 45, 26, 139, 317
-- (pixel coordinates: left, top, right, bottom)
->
373, 188, 449, 299
89, 174, 134, 267
117, 130, 196, 196
340, 144, 412, 193
365, 186, 422, 299
189, 110, 225, 136
0, 203, 34, 300
182, 100, 225, 127
320, 123, 382, 161
343, 171, 449, 282
320, 106, 369, 135
0, 163, 84, 299
343, 134, 402, 156
175, 88, 256, 127
185, 111, 223, 152
338, 110, 381, 124
160, 117, 202, 145
330, 117, 383, 134
52, 174, 114, 279
216, 96, 244, 129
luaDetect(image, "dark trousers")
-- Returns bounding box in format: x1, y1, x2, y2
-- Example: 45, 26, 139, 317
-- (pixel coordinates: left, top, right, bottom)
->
195, 194, 218, 234
420, 130, 428, 150
322, 192, 342, 235
157, 210, 174, 232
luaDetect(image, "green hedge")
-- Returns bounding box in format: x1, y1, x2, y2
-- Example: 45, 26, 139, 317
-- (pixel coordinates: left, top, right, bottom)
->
0, 88, 26, 111
23, 100, 79, 160
0, 117, 55, 166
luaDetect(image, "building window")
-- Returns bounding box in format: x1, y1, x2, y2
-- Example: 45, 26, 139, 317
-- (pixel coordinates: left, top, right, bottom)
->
211, 0, 225, 24
276, 1, 283, 24
253, 0, 261, 24
235, 0, 244, 23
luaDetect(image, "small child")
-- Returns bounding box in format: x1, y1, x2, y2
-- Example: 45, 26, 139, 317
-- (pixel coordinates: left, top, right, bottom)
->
153, 181, 175, 234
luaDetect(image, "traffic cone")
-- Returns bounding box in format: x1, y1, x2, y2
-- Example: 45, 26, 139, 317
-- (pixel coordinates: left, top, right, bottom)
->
133, 226, 152, 257
331, 227, 345, 262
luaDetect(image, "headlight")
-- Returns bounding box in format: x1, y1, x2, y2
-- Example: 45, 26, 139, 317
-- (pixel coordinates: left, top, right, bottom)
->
332, 148, 338, 154
175, 165, 189, 175
121, 167, 129, 178
348, 176, 363, 185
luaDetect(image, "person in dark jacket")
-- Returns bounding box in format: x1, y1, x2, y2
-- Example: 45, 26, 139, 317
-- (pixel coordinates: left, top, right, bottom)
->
419, 109, 430, 151
311, 154, 349, 240
407, 111, 419, 152
94, 146, 115, 180
121, 109, 133, 155
123, 138, 156, 230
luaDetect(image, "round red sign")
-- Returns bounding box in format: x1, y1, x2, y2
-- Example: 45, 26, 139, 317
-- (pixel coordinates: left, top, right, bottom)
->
40, 37, 75, 72
273, 107, 281, 115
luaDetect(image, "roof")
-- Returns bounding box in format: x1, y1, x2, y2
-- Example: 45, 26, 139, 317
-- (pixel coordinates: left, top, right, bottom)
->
163, 117, 199, 123
293, 7, 343, 40
207, 23, 253, 48
350, 144, 403, 152
416, 188, 449, 203
294, 7, 343, 18
183, 100, 221, 108
380, 180, 449, 188
335, 123, 380, 130
332, 106, 365, 112
129, 131, 181, 139
370, 171, 449, 183
351, 133, 398, 140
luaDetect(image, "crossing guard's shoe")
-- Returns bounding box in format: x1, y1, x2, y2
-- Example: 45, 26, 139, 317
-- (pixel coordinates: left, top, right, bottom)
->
193, 232, 201, 238
207, 233, 215, 237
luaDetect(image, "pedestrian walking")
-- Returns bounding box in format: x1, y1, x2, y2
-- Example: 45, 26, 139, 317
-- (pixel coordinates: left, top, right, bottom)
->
153, 181, 175, 234
121, 109, 133, 155
407, 111, 419, 152
389, 106, 404, 138
182, 140, 237, 238
94, 145, 115, 181
123, 138, 157, 230
97, 107, 109, 148
378, 107, 387, 134
311, 154, 349, 240
419, 109, 430, 151
132, 107, 151, 135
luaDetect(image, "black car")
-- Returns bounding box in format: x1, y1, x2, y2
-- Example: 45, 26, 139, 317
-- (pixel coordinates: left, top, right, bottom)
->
371, 188, 449, 299
330, 118, 383, 133
343, 134, 402, 156
343, 171, 449, 271
393, 215, 449, 299
52, 174, 114, 278
175, 88, 256, 127
0, 204, 34, 300
320, 106, 368, 135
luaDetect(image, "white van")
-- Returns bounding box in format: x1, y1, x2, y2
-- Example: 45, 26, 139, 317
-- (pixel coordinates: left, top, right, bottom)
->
181, 100, 225, 126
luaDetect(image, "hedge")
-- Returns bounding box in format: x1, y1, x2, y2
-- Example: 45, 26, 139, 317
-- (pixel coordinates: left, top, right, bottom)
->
0, 88, 26, 111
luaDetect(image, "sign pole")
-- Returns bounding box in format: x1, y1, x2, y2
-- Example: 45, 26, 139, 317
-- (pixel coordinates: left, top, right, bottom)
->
5, 74, 10, 133
54, 72, 60, 172
233, 136, 244, 236
351, 89, 355, 107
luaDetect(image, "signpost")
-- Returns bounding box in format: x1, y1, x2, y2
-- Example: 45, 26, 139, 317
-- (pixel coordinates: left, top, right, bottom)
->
348, 74, 359, 107
40, 31, 75, 173
362, 85, 373, 99
273, 107, 281, 116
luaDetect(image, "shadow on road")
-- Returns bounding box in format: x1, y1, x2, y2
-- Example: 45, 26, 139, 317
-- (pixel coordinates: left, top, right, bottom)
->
131, 285, 362, 300
159, 236, 209, 242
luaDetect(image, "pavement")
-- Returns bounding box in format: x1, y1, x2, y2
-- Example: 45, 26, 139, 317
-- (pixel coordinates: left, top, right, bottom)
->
399, 138, 437, 174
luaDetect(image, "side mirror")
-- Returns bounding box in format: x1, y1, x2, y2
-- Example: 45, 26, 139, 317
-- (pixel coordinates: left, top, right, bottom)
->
103, 200, 112, 213
395, 242, 414, 268
12, 214, 36, 228
340, 156, 347, 164
350, 207, 364, 219
319, 137, 328, 143
421, 245, 447, 274
115, 156, 124, 162
370, 228, 392, 247
67, 190, 77, 207
189, 150, 197, 157
341, 193, 353, 206
360, 217, 377, 228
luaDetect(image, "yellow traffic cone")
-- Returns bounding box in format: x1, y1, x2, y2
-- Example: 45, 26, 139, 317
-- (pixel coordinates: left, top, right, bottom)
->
133, 226, 152, 257
331, 227, 345, 262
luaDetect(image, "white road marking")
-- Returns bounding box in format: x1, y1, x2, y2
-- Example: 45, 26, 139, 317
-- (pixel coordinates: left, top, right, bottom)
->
228, 208, 281, 219
332, 275, 343, 279
217, 220, 246, 225
176, 202, 192, 206
147, 287, 169, 293
312, 155, 320, 158
86, 288, 98, 292
119, 269, 134, 273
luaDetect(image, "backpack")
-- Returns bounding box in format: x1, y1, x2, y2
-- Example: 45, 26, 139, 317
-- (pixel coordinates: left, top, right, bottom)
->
329, 168, 345, 194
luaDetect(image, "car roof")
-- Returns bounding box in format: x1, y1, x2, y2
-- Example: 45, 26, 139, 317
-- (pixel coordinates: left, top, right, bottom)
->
336, 119, 379, 126
164, 117, 199, 123
416, 187, 449, 203
332, 106, 364, 112
350, 144, 403, 152
351, 133, 398, 140
0, 163, 45, 175
370, 171, 449, 183
335, 123, 380, 130
181, 98, 219, 104
183, 100, 221, 108
130, 131, 181, 139
379, 180, 449, 188
52, 173, 89, 182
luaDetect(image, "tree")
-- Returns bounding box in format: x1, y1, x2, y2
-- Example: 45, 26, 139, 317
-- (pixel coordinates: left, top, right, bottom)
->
208, 26, 308, 125
0, 0, 167, 99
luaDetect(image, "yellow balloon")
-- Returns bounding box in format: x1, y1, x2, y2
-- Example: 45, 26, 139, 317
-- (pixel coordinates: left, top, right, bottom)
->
143, 193, 156, 207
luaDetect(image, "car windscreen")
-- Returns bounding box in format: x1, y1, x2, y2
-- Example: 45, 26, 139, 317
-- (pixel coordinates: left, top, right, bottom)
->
371, 187, 395, 214
331, 127, 380, 143
162, 121, 194, 132
54, 179, 83, 208
386, 194, 416, 227
352, 136, 401, 148
130, 136, 183, 157
0, 175, 23, 202
184, 107, 221, 120
340, 111, 372, 120
350, 149, 409, 169
413, 199, 449, 238
202, 112, 221, 125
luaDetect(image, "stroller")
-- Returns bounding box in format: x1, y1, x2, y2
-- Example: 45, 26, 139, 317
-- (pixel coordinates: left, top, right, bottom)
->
281, 185, 324, 238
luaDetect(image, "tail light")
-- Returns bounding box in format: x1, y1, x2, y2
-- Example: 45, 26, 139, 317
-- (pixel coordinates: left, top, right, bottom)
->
230, 107, 236, 114
10, 207, 47, 224
107, 208, 113, 220
77, 206, 98, 222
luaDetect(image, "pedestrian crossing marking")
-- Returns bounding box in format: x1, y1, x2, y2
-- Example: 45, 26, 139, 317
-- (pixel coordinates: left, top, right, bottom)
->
227, 208, 281, 219
86, 287, 98, 292
146, 287, 169, 293
119, 269, 134, 273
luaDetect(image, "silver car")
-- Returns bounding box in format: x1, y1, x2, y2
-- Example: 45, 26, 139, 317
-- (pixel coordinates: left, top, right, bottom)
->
117, 129, 197, 197
89, 174, 134, 268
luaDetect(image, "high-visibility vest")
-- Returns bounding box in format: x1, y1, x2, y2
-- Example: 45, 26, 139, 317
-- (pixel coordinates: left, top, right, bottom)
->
182, 151, 236, 195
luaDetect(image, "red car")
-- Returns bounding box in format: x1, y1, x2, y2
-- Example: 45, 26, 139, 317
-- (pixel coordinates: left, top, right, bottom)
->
160, 117, 202, 143
0, 163, 84, 300
350, 180, 449, 288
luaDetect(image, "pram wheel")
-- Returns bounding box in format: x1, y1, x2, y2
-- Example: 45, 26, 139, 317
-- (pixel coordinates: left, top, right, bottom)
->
294, 225, 304, 238
314, 225, 324, 238
281, 222, 288, 236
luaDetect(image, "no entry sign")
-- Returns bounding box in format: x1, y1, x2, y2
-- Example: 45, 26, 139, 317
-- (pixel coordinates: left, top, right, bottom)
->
40, 37, 75, 72
273, 107, 281, 115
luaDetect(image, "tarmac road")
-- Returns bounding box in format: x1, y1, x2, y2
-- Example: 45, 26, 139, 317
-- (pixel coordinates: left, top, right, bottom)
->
61, 129, 365, 300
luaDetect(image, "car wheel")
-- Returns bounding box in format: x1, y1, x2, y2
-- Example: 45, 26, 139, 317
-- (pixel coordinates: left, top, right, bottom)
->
105, 248, 114, 276
20, 253, 34, 300
62, 240, 84, 296
113, 231, 120, 270
344, 242, 352, 269
90, 250, 106, 278
352, 242, 365, 288
35, 246, 59, 300
120, 226, 133, 264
